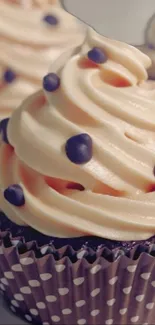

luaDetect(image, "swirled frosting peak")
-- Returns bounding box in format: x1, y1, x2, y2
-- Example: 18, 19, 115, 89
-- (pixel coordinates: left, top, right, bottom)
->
0, 0, 85, 117
1, 28, 155, 241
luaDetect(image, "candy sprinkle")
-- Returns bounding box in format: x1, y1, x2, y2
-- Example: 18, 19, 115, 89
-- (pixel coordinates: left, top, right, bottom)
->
4, 184, 25, 207
88, 47, 108, 64
43, 73, 60, 92
65, 133, 93, 164
0, 118, 10, 144
3, 69, 16, 83
43, 14, 59, 26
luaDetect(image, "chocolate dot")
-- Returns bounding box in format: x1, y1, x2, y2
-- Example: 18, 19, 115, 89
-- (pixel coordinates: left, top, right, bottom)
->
43, 14, 59, 26
88, 47, 108, 64
3, 69, 16, 83
0, 118, 10, 144
4, 184, 25, 207
65, 133, 93, 164
43, 73, 60, 92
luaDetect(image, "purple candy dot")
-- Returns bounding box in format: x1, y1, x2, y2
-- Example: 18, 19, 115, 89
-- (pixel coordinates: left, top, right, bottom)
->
3, 69, 16, 83
65, 133, 93, 164
148, 43, 155, 50
0, 118, 10, 144
43, 73, 60, 92
88, 47, 108, 64
43, 14, 59, 26
4, 184, 25, 207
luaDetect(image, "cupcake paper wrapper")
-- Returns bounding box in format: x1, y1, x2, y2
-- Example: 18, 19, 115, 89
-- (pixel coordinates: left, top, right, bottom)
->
0, 232, 155, 324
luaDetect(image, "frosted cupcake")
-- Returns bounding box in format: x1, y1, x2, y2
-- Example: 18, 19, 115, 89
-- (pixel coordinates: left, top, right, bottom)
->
1, 28, 155, 325
137, 13, 155, 79
0, 0, 85, 118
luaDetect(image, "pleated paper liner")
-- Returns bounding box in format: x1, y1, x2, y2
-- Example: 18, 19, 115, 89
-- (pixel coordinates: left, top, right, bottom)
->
0, 230, 155, 324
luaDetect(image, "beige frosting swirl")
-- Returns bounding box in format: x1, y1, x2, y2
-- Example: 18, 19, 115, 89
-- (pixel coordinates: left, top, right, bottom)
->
1, 28, 155, 241
0, 0, 85, 117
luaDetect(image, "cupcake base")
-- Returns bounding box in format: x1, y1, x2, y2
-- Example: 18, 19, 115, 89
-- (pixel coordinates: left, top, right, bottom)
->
0, 212, 155, 324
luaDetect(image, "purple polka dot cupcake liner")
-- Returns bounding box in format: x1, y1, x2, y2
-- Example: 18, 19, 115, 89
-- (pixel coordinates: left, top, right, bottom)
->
0, 231, 155, 324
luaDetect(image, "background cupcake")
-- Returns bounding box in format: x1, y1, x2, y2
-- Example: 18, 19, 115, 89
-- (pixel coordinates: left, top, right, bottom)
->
137, 13, 155, 80
0, 0, 85, 118
0, 27, 155, 324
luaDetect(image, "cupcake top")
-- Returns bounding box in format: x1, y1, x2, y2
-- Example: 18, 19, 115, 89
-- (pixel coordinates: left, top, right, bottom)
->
0, 0, 85, 117
1, 28, 155, 241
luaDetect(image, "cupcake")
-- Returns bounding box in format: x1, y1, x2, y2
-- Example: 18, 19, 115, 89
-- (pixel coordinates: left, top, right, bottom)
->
0, 0, 85, 118
137, 13, 155, 80
0, 27, 155, 325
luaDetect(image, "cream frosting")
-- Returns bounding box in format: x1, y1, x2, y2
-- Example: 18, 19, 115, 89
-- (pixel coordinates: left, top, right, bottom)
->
0, 0, 85, 117
137, 45, 155, 80
1, 28, 155, 241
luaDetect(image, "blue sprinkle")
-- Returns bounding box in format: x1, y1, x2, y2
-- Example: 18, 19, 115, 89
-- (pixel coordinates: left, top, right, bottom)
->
43, 73, 60, 92
0, 118, 10, 144
88, 47, 108, 64
3, 69, 16, 83
148, 43, 155, 50
4, 184, 25, 207
43, 14, 59, 26
65, 133, 93, 164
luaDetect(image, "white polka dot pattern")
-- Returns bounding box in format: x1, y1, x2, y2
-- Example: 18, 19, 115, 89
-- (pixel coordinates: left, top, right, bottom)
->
1, 278, 9, 286
146, 303, 154, 310
36, 302, 46, 309
136, 295, 144, 302
131, 316, 139, 323
25, 314, 32, 322
20, 286, 31, 294
40, 273, 52, 281
0, 284, 5, 291
58, 288, 69, 296
76, 300, 86, 307
62, 308, 72, 315
107, 298, 116, 306
11, 300, 19, 307
14, 294, 24, 301
20, 258, 34, 266
91, 309, 100, 317
1, 254, 155, 325
90, 265, 101, 274
55, 265, 66, 273
127, 265, 137, 273
11, 264, 22, 272
73, 277, 84, 286
46, 295, 57, 302
109, 276, 118, 285
119, 308, 127, 315
4, 272, 14, 279
77, 319, 86, 325
105, 319, 113, 325
123, 286, 132, 295
91, 288, 100, 297
77, 250, 86, 259
28, 280, 40, 287
51, 315, 60, 323
30, 308, 39, 316
140, 273, 151, 280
